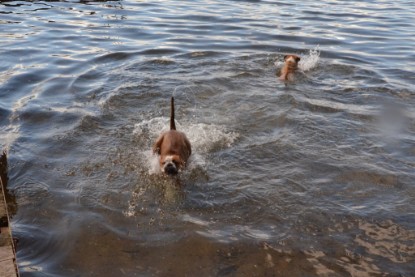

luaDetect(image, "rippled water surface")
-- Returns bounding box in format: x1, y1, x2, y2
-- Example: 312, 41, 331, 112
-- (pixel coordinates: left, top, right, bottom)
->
1, 0, 415, 276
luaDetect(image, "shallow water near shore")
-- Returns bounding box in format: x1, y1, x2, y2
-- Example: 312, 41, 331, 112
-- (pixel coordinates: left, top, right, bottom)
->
1, 0, 415, 276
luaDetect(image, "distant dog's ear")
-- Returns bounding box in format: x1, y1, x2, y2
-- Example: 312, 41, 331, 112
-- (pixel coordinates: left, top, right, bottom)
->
295, 56, 301, 62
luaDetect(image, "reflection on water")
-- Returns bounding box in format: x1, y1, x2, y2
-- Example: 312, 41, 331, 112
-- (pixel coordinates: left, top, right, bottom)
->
1, 0, 414, 276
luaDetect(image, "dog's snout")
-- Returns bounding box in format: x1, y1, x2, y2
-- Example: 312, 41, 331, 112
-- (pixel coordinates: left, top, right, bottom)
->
164, 163, 178, 175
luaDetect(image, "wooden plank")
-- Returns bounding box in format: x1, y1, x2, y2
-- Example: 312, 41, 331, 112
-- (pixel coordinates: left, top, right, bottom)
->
0, 151, 18, 277
0, 243, 14, 261
0, 258, 17, 277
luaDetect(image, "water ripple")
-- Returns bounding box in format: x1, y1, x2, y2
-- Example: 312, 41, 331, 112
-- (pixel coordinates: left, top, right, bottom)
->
1, 0, 415, 276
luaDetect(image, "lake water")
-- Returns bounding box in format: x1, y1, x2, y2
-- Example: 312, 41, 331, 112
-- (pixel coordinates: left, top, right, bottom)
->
1, 0, 415, 276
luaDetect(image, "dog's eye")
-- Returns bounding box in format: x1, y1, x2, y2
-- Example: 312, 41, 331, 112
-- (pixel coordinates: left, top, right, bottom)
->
174, 160, 184, 167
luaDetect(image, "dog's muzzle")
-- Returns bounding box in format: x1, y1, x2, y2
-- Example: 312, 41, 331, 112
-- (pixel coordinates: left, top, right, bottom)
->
164, 162, 178, 175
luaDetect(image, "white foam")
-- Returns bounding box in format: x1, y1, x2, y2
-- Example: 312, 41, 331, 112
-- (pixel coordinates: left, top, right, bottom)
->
133, 117, 170, 137
123, 187, 147, 217
134, 117, 238, 174
299, 46, 320, 71
183, 122, 239, 153
143, 150, 162, 175
274, 59, 284, 68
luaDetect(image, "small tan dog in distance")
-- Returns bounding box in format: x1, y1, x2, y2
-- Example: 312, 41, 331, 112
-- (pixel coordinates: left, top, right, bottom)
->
153, 97, 192, 176
279, 54, 301, 81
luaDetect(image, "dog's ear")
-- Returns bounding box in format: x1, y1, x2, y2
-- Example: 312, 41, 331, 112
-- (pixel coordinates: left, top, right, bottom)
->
153, 146, 160, 155
295, 56, 301, 62
185, 137, 192, 156
152, 135, 164, 155
283, 55, 288, 61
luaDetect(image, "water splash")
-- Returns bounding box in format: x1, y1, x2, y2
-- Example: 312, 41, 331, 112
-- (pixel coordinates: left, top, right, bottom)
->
143, 150, 162, 175
133, 117, 238, 174
299, 46, 320, 71
274, 46, 320, 72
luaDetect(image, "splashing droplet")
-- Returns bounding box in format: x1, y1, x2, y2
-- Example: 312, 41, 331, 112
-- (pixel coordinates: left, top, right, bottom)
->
299, 45, 320, 71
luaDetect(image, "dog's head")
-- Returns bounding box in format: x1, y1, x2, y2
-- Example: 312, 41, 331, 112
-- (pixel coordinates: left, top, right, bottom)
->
284, 55, 301, 65
160, 154, 184, 175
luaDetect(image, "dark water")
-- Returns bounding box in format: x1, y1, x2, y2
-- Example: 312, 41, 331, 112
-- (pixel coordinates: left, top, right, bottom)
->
1, 0, 415, 276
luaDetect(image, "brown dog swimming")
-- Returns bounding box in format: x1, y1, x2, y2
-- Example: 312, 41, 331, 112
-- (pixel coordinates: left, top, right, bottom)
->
279, 54, 301, 81
153, 97, 192, 175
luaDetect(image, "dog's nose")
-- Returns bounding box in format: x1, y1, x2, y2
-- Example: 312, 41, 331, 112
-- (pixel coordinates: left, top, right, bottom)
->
165, 163, 178, 175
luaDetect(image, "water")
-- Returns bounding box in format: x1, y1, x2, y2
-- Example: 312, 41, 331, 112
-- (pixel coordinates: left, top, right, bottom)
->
1, 0, 414, 276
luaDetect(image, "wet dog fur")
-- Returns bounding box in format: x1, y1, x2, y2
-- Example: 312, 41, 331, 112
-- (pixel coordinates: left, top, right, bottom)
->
279, 54, 301, 81
153, 97, 191, 176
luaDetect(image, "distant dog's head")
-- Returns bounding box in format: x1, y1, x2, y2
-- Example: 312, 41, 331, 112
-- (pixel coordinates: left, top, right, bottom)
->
160, 154, 184, 176
284, 54, 301, 67
280, 54, 301, 81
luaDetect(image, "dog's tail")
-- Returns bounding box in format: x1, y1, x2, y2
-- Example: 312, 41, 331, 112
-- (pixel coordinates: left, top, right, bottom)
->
170, 96, 176, 130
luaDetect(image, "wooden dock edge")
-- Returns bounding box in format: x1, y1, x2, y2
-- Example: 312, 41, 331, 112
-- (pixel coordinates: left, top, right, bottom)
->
0, 151, 19, 277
